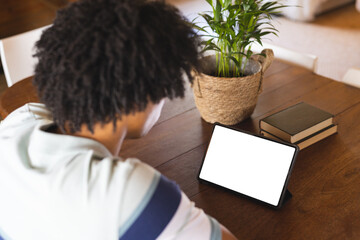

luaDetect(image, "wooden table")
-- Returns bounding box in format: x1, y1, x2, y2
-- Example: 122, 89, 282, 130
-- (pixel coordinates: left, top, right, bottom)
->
0, 77, 39, 118
1, 61, 360, 239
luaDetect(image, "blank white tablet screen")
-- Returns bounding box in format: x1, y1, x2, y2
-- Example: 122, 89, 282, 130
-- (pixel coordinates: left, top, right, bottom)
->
199, 125, 296, 206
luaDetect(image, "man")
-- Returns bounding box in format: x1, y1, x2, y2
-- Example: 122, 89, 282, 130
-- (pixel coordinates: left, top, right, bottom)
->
0, 0, 237, 239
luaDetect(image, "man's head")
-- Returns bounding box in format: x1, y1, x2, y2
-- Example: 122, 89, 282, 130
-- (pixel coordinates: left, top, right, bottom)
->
34, 0, 199, 133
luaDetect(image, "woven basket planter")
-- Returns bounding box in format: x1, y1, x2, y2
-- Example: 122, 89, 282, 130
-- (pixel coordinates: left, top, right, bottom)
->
192, 49, 274, 125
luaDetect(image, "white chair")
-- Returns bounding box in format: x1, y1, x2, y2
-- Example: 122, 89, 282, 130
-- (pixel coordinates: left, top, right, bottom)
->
342, 67, 360, 88
0, 25, 49, 87
251, 42, 318, 72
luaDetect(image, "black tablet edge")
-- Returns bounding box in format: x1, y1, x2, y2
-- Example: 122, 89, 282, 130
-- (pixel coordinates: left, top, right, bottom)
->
197, 123, 299, 209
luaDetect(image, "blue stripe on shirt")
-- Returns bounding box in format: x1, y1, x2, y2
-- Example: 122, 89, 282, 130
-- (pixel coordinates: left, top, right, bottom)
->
0, 227, 11, 240
118, 172, 161, 238
208, 216, 222, 240
0, 228, 7, 240
119, 174, 181, 240
0, 228, 9, 240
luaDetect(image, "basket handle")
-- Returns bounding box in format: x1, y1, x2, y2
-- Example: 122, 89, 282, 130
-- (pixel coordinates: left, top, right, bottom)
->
257, 49, 274, 74
192, 76, 203, 98
252, 49, 274, 93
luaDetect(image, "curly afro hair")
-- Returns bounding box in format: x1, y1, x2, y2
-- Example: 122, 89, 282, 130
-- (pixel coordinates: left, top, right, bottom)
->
33, 0, 200, 133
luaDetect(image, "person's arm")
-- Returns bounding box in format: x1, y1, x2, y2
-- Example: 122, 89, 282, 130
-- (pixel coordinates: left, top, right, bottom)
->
221, 224, 238, 240
118, 163, 238, 240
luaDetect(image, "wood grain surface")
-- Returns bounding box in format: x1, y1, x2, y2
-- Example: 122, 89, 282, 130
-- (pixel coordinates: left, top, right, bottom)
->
1, 60, 360, 239
0, 77, 38, 118
0, 0, 69, 39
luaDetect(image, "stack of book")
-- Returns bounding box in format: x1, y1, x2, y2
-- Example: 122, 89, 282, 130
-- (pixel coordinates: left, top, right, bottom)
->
259, 102, 338, 150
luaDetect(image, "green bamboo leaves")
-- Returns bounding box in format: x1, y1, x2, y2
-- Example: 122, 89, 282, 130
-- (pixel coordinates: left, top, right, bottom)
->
193, 0, 284, 77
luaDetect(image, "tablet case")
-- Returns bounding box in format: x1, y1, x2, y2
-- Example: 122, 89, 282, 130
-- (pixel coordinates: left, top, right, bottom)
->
198, 123, 299, 209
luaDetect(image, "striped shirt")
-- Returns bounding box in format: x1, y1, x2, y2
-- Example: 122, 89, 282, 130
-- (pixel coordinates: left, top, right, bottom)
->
0, 103, 221, 240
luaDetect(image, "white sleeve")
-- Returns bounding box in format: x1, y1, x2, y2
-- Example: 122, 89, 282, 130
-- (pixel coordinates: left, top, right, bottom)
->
157, 192, 222, 240
0, 103, 52, 137
0, 103, 51, 128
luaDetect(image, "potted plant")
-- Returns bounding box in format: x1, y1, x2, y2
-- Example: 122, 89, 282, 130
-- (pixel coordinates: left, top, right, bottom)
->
192, 0, 284, 125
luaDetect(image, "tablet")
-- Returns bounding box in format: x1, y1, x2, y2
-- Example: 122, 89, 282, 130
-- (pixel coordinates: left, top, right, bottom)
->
198, 124, 299, 208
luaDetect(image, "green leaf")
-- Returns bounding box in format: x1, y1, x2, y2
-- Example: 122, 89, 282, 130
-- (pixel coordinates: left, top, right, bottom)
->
227, 56, 241, 68
215, 0, 222, 22
205, 0, 213, 7
191, 0, 285, 76
223, 0, 231, 9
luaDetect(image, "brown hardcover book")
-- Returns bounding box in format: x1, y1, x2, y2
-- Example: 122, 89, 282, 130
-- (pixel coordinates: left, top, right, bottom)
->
260, 125, 338, 150
259, 102, 334, 143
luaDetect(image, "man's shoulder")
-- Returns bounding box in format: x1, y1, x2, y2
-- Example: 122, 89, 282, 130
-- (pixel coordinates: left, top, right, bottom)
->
114, 159, 220, 240
85, 157, 161, 204
0, 103, 52, 131
113, 158, 183, 239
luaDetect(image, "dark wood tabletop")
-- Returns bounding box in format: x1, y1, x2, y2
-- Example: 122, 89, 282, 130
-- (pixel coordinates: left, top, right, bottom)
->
0, 77, 39, 118
126, 61, 360, 240
1, 60, 360, 239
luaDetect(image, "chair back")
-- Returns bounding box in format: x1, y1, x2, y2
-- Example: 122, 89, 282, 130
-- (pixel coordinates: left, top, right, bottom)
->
0, 26, 49, 87
342, 67, 360, 88
251, 42, 318, 72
